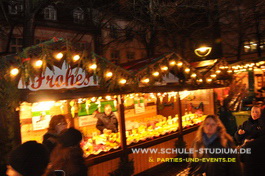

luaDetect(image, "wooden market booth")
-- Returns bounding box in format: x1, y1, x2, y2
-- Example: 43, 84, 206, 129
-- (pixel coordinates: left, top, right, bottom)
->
10, 39, 233, 176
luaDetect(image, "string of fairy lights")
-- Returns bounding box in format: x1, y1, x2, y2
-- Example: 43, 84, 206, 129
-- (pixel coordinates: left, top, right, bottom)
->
6, 38, 265, 88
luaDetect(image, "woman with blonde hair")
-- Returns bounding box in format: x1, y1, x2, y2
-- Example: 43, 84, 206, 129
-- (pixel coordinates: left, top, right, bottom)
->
188, 115, 241, 176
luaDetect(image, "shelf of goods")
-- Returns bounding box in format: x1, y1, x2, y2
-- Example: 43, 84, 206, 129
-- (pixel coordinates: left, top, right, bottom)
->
82, 114, 206, 157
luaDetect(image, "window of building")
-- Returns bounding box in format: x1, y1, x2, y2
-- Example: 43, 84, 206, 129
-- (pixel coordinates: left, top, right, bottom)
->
244, 39, 265, 53
110, 25, 118, 39
44, 5, 57, 20
126, 28, 133, 40
8, 2, 23, 15
73, 8, 84, 24
126, 51, 135, 61
10, 37, 23, 53
110, 50, 120, 64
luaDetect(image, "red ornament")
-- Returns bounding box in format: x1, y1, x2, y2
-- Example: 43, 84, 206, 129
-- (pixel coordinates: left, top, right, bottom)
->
22, 58, 30, 63
52, 37, 59, 42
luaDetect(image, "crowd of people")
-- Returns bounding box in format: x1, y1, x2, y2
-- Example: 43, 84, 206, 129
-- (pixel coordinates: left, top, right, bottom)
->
6, 104, 118, 176
186, 104, 265, 176
5, 102, 265, 176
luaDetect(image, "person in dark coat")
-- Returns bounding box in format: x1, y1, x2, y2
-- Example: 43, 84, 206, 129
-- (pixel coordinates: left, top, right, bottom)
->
188, 115, 242, 176
234, 105, 264, 145
44, 128, 87, 176
42, 114, 68, 154
96, 104, 118, 134
6, 141, 49, 176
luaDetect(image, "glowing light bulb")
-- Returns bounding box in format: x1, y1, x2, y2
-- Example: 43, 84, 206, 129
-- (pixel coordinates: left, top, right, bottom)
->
56, 52, 63, 60
185, 68, 190, 73
216, 70, 221, 74
119, 79, 127, 84
35, 60, 43, 67
89, 64, 97, 70
152, 72, 159, 76
141, 78, 150, 83
210, 74, 216, 78
191, 73, 197, 78
177, 61, 183, 67
10, 68, 19, 76
106, 72, 113, 78
73, 55, 80, 61
105, 96, 112, 100
169, 61, 176, 66
207, 78, 212, 82
161, 66, 168, 71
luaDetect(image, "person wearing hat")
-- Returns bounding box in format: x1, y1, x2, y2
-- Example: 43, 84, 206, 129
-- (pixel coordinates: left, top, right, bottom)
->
6, 141, 49, 176
45, 128, 87, 176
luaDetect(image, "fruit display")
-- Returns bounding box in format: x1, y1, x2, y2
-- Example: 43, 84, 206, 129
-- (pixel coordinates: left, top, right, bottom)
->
126, 115, 179, 145
182, 113, 206, 128
82, 113, 205, 157
82, 133, 121, 157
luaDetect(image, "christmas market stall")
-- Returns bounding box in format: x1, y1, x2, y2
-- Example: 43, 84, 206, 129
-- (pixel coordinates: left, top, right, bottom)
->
2, 38, 234, 176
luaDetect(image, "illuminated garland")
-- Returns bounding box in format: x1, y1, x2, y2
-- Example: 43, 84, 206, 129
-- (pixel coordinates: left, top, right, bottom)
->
8, 38, 235, 91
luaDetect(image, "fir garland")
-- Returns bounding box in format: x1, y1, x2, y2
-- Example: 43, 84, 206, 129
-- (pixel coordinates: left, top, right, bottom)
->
0, 56, 20, 171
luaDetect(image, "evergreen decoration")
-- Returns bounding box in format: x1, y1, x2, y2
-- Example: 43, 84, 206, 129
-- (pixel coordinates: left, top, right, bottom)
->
109, 159, 134, 176
16, 38, 136, 91
134, 52, 203, 86
0, 55, 21, 174
204, 58, 233, 85
8, 38, 234, 92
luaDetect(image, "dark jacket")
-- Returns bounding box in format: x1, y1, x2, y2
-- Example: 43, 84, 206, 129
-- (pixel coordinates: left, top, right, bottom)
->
240, 135, 265, 176
96, 112, 118, 134
189, 137, 241, 176
234, 117, 264, 145
42, 132, 58, 154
